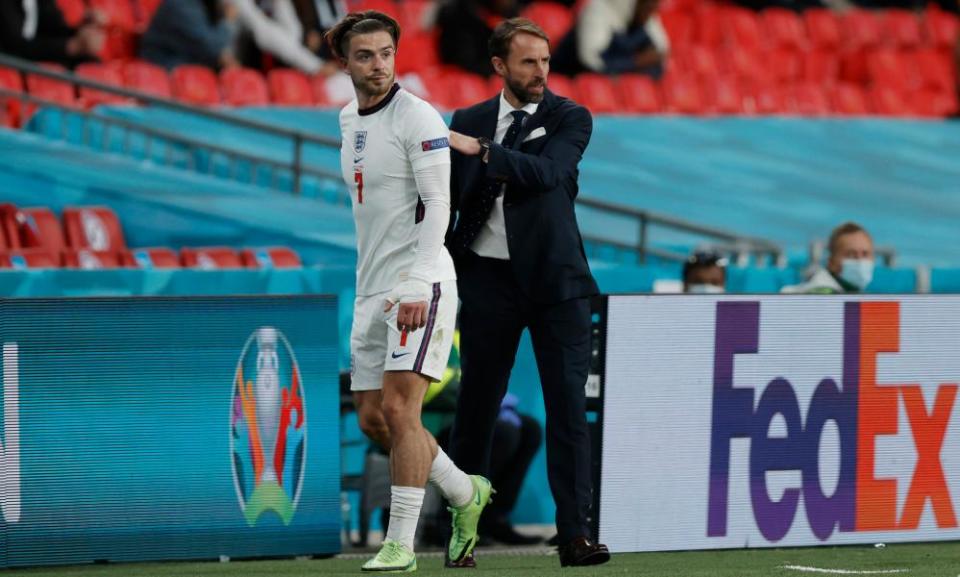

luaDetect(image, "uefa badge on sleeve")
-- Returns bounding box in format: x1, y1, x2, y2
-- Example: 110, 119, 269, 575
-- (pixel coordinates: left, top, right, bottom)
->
231, 327, 307, 526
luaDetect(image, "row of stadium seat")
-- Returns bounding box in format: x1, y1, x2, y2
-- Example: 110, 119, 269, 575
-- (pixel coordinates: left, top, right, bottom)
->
2, 58, 955, 121
0, 204, 301, 269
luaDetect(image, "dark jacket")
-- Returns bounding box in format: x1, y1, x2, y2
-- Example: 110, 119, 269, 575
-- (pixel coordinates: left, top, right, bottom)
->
0, 0, 81, 65
140, 0, 234, 70
447, 89, 599, 304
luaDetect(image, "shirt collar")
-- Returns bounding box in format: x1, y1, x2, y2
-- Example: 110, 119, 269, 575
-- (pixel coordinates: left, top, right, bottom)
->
497, 90, 539, 121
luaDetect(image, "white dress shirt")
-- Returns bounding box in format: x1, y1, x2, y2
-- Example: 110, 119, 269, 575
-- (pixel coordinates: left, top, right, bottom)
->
471, 91, 539, 260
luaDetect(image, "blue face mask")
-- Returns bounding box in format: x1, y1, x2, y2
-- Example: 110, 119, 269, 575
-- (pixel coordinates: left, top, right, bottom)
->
840, 259, 874, 291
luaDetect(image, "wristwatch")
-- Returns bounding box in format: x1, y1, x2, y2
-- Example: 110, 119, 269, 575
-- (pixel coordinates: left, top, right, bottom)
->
477, 137, 493, 163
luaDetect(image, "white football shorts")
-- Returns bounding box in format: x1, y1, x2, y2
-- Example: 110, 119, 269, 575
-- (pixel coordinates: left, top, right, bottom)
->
350, 280, 457, 391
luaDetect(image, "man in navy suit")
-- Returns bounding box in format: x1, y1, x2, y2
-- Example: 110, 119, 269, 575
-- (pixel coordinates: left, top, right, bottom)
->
445, 17, 610, 568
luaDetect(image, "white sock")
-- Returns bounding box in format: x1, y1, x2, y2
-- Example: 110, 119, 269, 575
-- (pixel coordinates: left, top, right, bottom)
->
429, 447, 475, 508
385, 486, 425, 551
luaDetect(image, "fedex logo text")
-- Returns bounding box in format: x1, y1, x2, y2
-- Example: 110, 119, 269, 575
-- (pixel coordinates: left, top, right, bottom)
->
707, 302, 957, 542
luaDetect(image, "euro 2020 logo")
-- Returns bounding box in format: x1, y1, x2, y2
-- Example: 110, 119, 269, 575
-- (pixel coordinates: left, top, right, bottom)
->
231, 327, 306, 526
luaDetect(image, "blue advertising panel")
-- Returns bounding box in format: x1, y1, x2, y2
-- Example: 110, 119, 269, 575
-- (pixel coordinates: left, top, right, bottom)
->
0, 296, 340, 567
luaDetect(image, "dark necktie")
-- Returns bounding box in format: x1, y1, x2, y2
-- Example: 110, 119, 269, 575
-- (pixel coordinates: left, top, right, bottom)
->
454, 110, 528, 254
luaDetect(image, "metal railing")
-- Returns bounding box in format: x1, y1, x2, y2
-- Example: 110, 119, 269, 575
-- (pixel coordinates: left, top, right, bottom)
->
0, 53, 340, 194
577, 196, 785, 267
1, 53, 791, 266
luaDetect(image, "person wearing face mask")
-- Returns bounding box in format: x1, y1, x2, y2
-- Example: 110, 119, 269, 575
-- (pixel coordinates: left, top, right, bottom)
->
781, 222, 875, 294
682, 251, 727, 294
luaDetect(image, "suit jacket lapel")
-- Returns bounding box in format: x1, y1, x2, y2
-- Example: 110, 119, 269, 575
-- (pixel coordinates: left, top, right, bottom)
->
513, 89, 556, 150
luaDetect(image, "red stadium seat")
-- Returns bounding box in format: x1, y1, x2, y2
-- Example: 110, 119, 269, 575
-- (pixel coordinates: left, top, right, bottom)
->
26, 63, 77, 107
750, 85, 787, 114
133, 0, 163, 31
57, 0, 87, 27
395, 32, 438, 75
240, 247, 302, 269
768, 49, 803, 85
924, 9, 960, 49
221, 68, 269, 106
910, 89, 958, 117
789, 84, 830, 116
830, 83, 869, 116
616, 74, 662, 114
914, 49, 956, 92
89, 0, 137, 30
0, 249, 61, 269
521, 2, 575, 43
312, 74, 337, 106
62, 249, 124, 269
839, 49, 870, 85
842, 10, 882, 51
725, 48, 766, 87
802, 50, 840, 86
181, 247, 245, 269
0, 204, 20, 250
804, 9, 842, 50
676, 45, 722, 82
574, 74, 620, 114
76, 63, 129, 107
171, 65, 220, 106
546, 75, 577, 100
442, 72, 493, 110
706, 76, 745, 114
660, 10, 695, 47
726, 7, 764, 50
868, 51, 917, 91
123, 60, 172, 98
124, 247, 181, 268
0, 67, 24, 128
870, 87, 911, 116
267, 69, 314, 106
693, 3, 724, 47
62, 206, 127, 251
398, 0, 432, 33
662, 74, 706, 114
762, 8, 808, 51
16, 207, 66, 255
881, 10, 923, 49
348, 0, 398, 17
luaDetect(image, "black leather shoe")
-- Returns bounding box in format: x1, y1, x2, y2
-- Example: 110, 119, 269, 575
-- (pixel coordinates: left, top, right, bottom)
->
558, 536, 611, 567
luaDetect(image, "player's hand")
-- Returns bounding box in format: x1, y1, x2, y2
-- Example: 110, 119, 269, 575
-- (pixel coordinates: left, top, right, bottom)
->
449, 131, 482, 156
384, 279, 432, 331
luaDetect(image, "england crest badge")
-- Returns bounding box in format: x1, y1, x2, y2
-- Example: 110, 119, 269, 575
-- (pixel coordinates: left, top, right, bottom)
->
354, 130, 367, 154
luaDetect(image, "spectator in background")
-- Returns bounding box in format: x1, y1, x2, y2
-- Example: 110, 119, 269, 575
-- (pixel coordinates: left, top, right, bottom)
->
436, 0, 521, 76
232, 0, 335, 75
141, 0, 239, 70
781, 222, 875, 294
292, 0, 347, 61
0, 0, 105, 66
552, 0, 670, 77
683, 252, 727, 294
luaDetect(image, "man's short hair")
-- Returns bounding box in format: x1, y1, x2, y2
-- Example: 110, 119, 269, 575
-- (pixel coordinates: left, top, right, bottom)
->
488, 17, 550, 61
827, 221, 871, 256
324, 10, 401, 60
682, 251, 727, 284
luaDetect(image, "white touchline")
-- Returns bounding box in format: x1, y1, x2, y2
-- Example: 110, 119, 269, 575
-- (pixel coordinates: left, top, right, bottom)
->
781, 565, 909, 575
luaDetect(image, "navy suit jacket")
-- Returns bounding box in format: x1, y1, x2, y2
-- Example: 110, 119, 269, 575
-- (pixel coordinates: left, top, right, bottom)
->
447, 89, 599, 304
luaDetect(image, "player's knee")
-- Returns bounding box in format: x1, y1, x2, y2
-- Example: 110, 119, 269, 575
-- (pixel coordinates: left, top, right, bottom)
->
381, 396, 417, 433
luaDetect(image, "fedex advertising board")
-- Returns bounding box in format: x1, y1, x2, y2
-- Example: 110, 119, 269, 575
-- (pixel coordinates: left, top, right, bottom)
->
600, 295, 960, 552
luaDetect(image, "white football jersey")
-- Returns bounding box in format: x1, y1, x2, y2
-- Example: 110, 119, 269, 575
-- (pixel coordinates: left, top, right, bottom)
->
339, 85, 456, 296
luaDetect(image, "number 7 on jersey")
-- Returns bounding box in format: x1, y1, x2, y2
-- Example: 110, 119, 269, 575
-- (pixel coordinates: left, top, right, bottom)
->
354, 168, 364, 204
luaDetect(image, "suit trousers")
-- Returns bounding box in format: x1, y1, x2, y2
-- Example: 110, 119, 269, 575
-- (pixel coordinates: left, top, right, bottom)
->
449, 251, 593, 541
